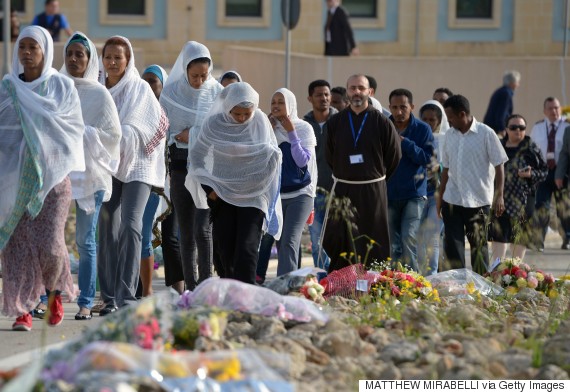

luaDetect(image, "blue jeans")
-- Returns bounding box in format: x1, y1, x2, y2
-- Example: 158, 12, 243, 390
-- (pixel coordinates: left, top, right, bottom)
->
308, 192, 330, 270
388, 197, 426, 272
276, 194, 314, 276
76, 190, 104, 309
417, 195, 443, 276
141, 192, 160, 258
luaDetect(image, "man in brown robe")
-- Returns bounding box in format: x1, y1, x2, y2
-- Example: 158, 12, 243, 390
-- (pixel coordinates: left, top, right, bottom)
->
324, 74, 401, 272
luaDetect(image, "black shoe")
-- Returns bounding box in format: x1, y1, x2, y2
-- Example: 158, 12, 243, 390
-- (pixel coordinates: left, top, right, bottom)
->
74, 309, 93, 320
562, 241, 570, 250
32, 303, 47, 319
99, 305, 118, 316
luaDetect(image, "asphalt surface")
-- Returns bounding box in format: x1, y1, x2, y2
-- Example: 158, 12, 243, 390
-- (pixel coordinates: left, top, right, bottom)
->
0, 231, 569, 371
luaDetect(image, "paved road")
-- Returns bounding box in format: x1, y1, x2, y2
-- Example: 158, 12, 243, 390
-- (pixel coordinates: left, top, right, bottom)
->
0, 232, 569, 370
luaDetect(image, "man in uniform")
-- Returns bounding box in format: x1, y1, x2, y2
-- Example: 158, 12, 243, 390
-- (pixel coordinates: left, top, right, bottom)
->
530, 97, 570, 250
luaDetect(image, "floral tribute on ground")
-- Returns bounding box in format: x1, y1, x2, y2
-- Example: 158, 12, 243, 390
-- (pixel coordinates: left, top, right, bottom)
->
485, 257, 557, 297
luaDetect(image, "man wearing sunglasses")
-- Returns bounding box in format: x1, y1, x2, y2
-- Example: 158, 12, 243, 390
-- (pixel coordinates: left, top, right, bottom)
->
531, 97, 570, 251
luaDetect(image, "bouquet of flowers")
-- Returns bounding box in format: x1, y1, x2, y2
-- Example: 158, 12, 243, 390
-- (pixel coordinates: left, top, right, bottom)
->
485, 257, 556, 296
368, 261, 440, 302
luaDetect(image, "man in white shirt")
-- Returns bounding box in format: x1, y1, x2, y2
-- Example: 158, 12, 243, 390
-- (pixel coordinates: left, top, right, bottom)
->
437, 95, 508, 275
530, 97, 570, 250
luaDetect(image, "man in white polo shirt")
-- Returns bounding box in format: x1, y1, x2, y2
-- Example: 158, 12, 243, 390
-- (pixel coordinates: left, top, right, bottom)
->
437, 95, 508, 275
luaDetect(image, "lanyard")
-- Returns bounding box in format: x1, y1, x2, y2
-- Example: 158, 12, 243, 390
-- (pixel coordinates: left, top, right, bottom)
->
349, 112, 369, 149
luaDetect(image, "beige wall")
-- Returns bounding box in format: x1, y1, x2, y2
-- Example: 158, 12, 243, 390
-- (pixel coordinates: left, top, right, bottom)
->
222, 46, 570, 125
50, 0, 570, 67
4, 1, 568, 70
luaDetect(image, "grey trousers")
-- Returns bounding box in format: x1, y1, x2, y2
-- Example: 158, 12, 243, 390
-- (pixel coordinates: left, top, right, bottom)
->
170, 170, 213, 290
277, 194, 314, 276
97, 178, 151, 307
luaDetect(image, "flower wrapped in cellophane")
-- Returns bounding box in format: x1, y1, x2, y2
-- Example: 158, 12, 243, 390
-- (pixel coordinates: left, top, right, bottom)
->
485, 257, 556, 297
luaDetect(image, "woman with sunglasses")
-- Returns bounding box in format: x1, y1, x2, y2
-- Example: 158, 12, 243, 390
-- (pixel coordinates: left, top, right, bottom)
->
489, 114, 547, 263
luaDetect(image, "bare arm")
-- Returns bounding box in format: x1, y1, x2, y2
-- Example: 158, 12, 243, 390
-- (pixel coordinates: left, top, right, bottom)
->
493, 163, 505, 217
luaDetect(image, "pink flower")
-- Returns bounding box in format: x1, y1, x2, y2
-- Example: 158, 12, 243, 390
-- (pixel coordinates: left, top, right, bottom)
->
390, 285, 401, 297
199, 320, 212, 338
134, 324, 154, 349
544, 274, 555, 284
527, 276, 538, 289
515, 269, 527, 279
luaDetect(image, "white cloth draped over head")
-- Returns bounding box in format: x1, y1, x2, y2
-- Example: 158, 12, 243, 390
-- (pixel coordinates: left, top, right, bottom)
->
60, 31, 121, 214
186, 82, 283, 238
0, 25, 85, 248
218, 69, 242, 84
159, 40, 222, 150
420, 99, 450, 162
98, 35, 165, 187
272, 87, 318, 198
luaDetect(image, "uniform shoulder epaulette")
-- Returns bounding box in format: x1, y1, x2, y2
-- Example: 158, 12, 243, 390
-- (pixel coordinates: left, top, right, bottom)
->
535, 119, 545, 125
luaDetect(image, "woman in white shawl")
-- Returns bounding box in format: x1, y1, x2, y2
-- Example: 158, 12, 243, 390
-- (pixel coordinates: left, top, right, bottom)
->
270, 88, 318, 276
159, 41, 222, 290
417, 99, 450, 275
187, 82, 281, 284
61, 32, 121, 320
97, 36, 168, 315
0, 26, 84, 331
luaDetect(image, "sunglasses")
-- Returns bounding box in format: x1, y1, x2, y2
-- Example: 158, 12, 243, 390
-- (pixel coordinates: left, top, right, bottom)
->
508, 125, 526, 131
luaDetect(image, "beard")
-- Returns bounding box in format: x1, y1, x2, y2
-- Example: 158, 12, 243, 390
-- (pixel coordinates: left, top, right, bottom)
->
351, 96, 364, 107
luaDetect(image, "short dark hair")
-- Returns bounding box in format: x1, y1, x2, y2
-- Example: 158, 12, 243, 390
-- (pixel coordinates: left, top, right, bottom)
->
506, 113, 526, 127
443, 94, 470, 115
543, 96, 558, 108
219, 71, 241, 83
331, 86, 348, 101
308, 79, 330, 96
389, 88, 413, 104
419, 103, 442, 122
365, 75, 377, 91
433, 87, 453, 97
45, 0, 56, 5
188, 57, 210, 69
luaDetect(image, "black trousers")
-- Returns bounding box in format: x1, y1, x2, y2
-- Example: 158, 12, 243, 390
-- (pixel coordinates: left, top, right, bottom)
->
211, 198, 265, 284
441, 202, 490, 275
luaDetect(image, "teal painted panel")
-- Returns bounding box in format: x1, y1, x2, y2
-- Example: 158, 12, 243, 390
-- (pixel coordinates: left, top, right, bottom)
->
206, 1, 283, 41
87, 0, 167, 40
553, 0, 570, 42
346, 0, 398, 42
437, 0, 513, 42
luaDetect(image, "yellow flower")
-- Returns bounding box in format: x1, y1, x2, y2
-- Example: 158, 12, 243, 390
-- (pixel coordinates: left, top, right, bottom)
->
548, 289, 559, 299
506, 286, 518, 295
339, 252, 347, 258
536, 272, 544, 282
516, 277, 527, 288
466, 282, 476, 295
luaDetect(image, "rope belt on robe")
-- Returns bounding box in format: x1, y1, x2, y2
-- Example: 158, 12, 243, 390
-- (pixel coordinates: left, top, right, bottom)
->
316, 174, 386, 269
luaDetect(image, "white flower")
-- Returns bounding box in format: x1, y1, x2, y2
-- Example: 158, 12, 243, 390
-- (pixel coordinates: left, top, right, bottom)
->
502, 275, 512, 285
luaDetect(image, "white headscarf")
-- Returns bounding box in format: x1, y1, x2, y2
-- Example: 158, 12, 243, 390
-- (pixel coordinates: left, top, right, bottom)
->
61, 32, 121, 213
218, 69, 242, 84
99, 35, 163, 179
160, 41, 223, 149
0, 26, 85, 248
272, 87, 318, 197
420, 99, 450, 163
186, 82, 283, 236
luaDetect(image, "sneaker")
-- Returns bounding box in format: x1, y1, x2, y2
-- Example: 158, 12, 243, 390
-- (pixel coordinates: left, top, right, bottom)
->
12, 313, 32, 331
48, 293, 64, 327
32, 302, 47, 319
